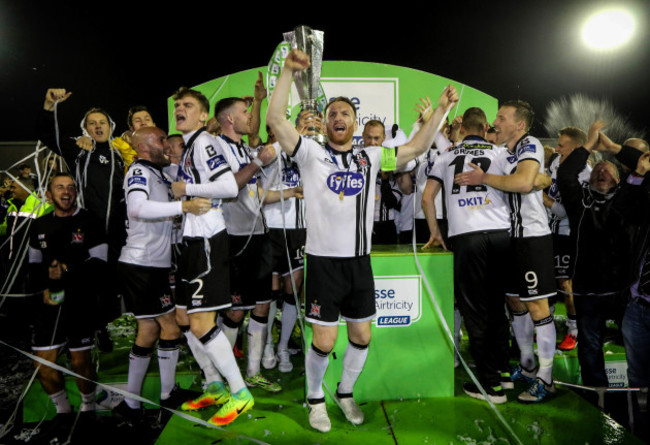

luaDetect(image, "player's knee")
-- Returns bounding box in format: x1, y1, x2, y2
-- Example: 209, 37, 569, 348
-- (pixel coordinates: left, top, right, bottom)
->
310, 343, 332, 356
527, 299, 550, 319
36, 362, 58, 381
348, 331, 371, 347
158, 315, 181, 339
312, 337, 335, 353
70, 351, 93, 375
160, 324, 181, 340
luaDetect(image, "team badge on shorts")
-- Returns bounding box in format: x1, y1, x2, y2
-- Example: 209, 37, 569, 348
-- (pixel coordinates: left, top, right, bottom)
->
308, 302, 321, 318
232, 294, 242, 305
160, 294, 172, 308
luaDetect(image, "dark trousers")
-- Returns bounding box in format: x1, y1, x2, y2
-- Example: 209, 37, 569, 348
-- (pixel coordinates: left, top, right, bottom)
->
574, 292, 626, 387
453, 230, 510, 387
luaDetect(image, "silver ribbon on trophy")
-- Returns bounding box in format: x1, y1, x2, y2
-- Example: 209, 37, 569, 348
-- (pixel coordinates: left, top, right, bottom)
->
283, 26, 327, 145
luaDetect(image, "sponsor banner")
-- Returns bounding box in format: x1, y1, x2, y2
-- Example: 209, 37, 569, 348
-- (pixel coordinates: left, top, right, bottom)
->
372, 275, 421, 327
168, 61, 497, 146
321, 78, 398, 146
604, 361, 628, 388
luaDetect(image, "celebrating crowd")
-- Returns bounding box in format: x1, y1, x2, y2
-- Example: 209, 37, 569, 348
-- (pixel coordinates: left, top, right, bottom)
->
0, 48, 648, 442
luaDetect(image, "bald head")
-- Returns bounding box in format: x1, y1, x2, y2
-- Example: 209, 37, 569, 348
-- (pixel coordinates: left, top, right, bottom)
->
623, 138, 649, 153
589, 160, 620, 194
131, 127, 171, 167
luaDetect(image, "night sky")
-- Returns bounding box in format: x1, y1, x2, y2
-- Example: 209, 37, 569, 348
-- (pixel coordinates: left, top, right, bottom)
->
1, 0, 648, 141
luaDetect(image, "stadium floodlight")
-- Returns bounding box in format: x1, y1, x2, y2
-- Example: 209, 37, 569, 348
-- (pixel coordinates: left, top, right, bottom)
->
582, 8, 635, 50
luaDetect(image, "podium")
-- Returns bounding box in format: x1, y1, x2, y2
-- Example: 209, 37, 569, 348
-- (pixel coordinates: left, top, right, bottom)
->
303, 244, 454, 402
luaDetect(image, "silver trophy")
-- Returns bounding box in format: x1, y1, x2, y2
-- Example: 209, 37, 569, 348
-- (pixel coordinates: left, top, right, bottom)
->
284, 26, 327, 145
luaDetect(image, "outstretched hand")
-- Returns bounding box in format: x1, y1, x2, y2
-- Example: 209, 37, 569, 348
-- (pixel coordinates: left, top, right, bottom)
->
415, 97, 433, 123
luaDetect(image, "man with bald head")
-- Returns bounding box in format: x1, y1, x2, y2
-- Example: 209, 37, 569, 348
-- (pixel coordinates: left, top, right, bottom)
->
114, 127, 212, 421
618, 138, 649, 177
623, 138, 649, 153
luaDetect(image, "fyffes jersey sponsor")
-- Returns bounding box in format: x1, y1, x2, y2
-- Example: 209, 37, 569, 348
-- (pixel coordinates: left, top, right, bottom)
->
326, 171, 365, 196
283, 165, 300, 188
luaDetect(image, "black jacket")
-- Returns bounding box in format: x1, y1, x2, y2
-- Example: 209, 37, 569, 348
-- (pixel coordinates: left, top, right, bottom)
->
557, 147, 638, 294
37, 109, 126, 254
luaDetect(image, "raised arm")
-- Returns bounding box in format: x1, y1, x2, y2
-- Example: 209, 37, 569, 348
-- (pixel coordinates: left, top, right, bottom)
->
43, 88, 72, 112
396, 87, 458, 168
266, 50, 310, 154
38, 88, 78, 166
248, 71, 267, 147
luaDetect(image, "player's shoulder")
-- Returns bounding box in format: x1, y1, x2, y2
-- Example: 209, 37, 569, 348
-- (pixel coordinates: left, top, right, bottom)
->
294, 136, 327, 161
516, 135, 542, 152
194, 130, 218, 145
125, 161, 152, 187
359, 144, 383, 160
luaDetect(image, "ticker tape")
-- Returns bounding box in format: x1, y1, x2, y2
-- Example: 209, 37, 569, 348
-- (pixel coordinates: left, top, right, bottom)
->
0, 339, 270, 445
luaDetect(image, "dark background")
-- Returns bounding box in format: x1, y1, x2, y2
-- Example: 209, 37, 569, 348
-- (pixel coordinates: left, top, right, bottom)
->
1, 0, 648, 141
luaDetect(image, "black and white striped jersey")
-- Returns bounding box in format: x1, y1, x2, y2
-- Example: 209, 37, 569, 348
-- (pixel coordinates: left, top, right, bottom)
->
503, 134, 551, 238
291, 136, 385, 257
177, 129, 232, 238
218, 135, 267, 237
261, 143, 305, 230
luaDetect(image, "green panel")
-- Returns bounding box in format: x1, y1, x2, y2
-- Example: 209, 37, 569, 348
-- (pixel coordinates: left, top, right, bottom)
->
168, 62, 498, 144
304, 245, 455, 402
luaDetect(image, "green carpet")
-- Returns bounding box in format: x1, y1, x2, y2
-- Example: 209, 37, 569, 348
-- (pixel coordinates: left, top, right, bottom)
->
21, 312, 643, 444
